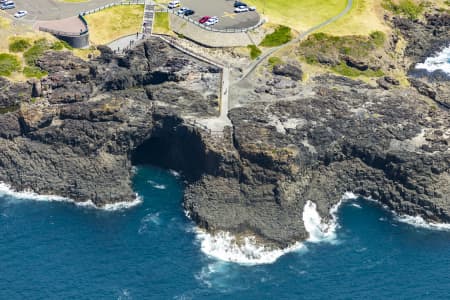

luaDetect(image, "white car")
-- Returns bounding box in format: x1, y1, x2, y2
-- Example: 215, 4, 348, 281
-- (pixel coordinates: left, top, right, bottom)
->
248, 6, 256, 11
234, 6, 248, 13
167, 0, 180, 9
177, 7, 188, 15
205, 16, 218, 26
14, 10, 27, 18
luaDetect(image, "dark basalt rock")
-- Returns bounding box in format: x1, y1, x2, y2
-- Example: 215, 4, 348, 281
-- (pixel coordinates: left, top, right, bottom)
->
272, 63, 303, 81
0, 29, 448, 249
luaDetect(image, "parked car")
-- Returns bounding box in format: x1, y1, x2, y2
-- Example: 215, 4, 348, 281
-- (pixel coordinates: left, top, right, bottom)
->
176, 7, 188, 15
205, 16, 218, 26
234, 5, 249, 13
248, 6, 256, 11
167, 0, 180, 9
199, 16, 210, 24
234, 1, 247, 7
184, 9, 194, 16
1, 1, 15, 9
0, 0, 8, 4
14, 10, 27, 18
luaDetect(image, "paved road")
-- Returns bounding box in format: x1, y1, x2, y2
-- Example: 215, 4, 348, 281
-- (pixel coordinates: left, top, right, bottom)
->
2, 0, 120, 22
167, 0, 260, 30
238, 0, 354, 81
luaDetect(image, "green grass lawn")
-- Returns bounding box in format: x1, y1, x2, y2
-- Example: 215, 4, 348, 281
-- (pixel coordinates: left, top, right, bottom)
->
85, 5, 144, 45
152, 12, 171, 35
245, 0, 346, 31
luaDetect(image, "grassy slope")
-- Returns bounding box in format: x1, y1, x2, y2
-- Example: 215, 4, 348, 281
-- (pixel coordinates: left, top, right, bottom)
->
245, 0, 388, 36
85, 5, 144, 45
244, 0, 347, 31
321, 0, 389, 35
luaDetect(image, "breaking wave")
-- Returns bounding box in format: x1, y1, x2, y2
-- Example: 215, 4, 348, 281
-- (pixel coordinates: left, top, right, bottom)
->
396, 215, 450, 231
195, 229, 306, 265
147, 180, 167, 190
415, 45, 450, 75
302, 200, 338, 243
0, 182, 142, 211
339, 191, 450, 232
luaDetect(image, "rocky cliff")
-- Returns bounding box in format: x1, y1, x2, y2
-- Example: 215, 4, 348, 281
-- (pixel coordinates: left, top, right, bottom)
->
0, 16, 448, 249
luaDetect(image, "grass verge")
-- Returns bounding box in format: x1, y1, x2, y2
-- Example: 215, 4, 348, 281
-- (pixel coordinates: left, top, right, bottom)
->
247, 45, 262, 59
0, 53, 21, 76
85, 5, 144, 45
153, 12, 171, 35
260, 26, 292, 47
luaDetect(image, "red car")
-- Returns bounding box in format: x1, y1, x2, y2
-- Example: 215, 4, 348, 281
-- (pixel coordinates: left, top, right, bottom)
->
199, 16, 210, 24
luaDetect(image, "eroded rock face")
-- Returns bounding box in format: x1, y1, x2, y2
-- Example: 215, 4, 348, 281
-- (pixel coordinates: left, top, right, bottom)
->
185, 74, 450, 247
0, 31, 448, 249
0, 39, 221, 206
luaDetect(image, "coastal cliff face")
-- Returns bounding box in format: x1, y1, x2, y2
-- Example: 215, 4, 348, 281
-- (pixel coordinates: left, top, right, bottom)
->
0, 14, 448, 248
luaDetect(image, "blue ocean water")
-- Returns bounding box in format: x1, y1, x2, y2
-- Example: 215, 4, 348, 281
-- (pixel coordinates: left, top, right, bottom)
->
1, 166, 449, 299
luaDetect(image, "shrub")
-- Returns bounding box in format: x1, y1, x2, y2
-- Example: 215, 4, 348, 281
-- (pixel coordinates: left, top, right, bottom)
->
268, 56, 283, 66
260, 26, 292, 47
9, 38, 31, 52
51, 40, 73, 50
247, 45, 262, 59
369, 31, 386, 47
23, 66, 48, 79
0, 53, 21, 76
23, 39, 51, 66
331, 62, 384, 77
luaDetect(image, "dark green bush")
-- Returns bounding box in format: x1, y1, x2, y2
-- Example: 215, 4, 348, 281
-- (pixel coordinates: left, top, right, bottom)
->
260, 26, 292, 47
9, 38, 31, 52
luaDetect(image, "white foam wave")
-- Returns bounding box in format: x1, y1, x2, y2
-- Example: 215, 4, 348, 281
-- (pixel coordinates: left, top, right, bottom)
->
302, 200, 340, 243
195, 229, 306, 265
0, 182, 142, 211
396, 214, 450, 231
415, 46, 450, 74
138, 212, 161, 234
147, 180, 166, 190
169, 169, 181, 178
338, 190, 450, 232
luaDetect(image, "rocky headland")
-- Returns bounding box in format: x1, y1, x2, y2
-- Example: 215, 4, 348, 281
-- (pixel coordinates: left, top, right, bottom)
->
0, 13, 449, 249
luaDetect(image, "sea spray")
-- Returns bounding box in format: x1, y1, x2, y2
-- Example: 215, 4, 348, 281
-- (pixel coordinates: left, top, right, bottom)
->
195, 229, 306, 265
0, 182, 142, 211
415, 45, 450, 75
302, 200, 340, 243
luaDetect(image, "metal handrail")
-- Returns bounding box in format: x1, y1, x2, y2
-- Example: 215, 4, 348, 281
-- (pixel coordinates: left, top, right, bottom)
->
160, 8, 265, 33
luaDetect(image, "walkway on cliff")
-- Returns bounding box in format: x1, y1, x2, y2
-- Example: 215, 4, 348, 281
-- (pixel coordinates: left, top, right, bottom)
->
107, 1, 154, 54
238, 0, 354, 82
34, 16, 87, 35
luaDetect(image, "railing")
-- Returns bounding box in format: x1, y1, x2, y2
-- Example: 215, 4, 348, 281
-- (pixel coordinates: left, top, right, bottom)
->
80, 0, 145, 16
39, 14, 88, 36
159, 8, 265, 33
155, 34, 225, 69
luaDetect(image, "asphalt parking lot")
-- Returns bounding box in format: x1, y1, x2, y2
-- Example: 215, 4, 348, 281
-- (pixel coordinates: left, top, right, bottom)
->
1, 0, 113, 22
173, 0, 260, 30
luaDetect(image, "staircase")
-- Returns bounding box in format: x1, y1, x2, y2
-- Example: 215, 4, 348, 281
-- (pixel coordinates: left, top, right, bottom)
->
142, 1, 155, 35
